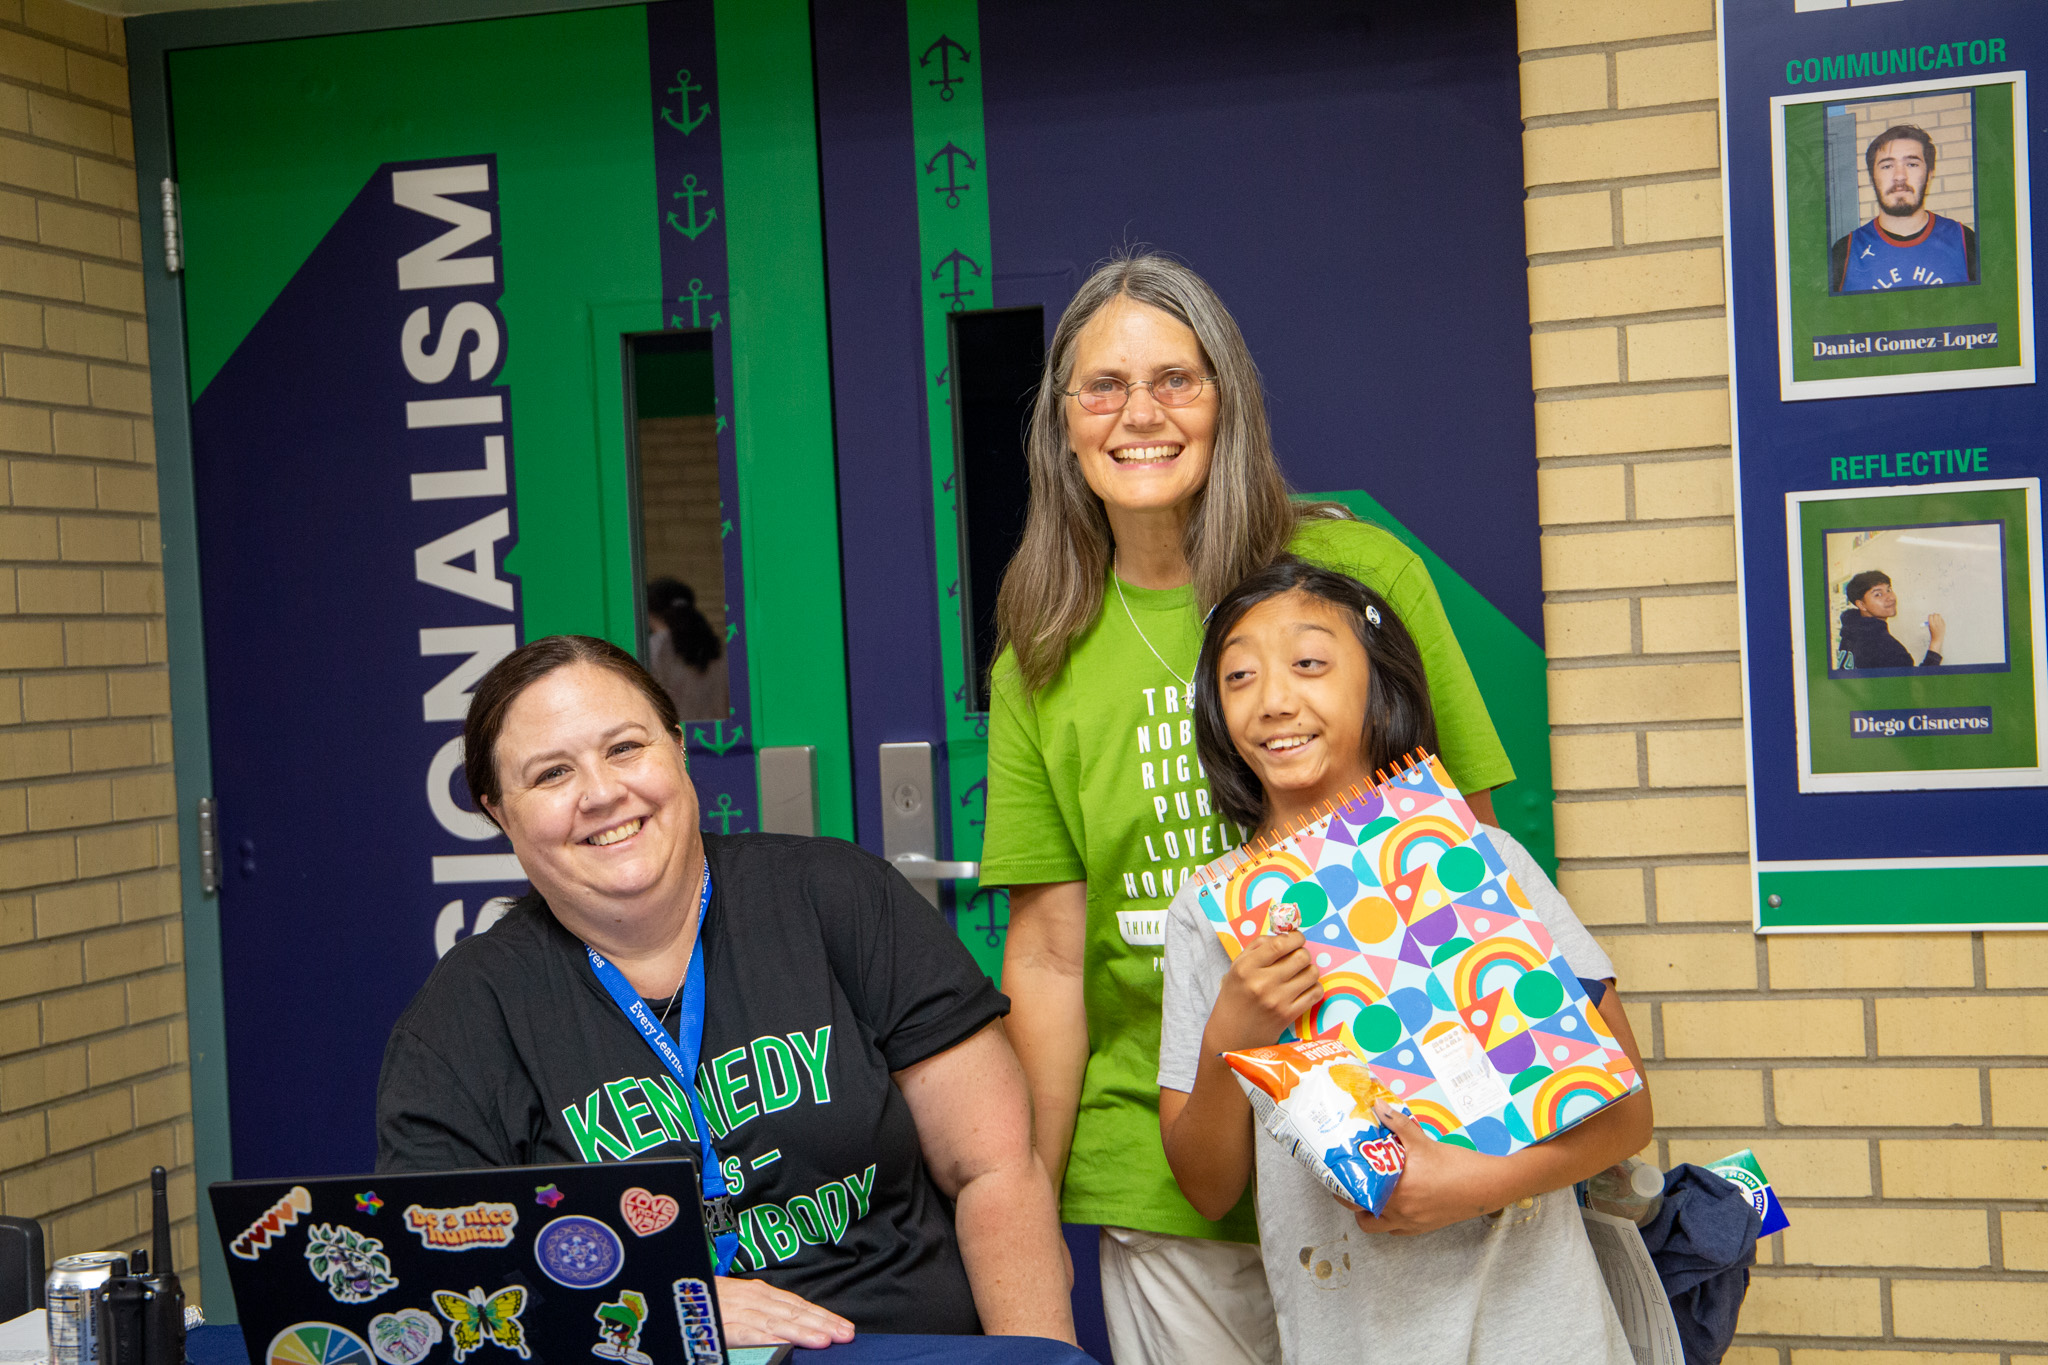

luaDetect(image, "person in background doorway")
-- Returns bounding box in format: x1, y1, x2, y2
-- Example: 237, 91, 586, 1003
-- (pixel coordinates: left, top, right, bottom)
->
981, 253, 1513, 1365
647, 577, 729, 720
1838, 569, 1944, 669
1830, 124, 1979, 293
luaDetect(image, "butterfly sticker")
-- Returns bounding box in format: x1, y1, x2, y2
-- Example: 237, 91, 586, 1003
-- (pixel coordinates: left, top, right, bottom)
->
431, 1286, 531, 1362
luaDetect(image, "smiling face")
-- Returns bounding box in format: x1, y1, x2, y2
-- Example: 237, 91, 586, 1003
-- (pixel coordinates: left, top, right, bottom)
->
1066, 295, 1218, 530
484, 662, 701, 929
1856, 581, 1899, 619
1216, 589, 1375, 831
1871, 138, 1930, 218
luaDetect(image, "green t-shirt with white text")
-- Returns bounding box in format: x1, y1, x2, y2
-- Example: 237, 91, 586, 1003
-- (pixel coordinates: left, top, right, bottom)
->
981, 517, 1511, 1241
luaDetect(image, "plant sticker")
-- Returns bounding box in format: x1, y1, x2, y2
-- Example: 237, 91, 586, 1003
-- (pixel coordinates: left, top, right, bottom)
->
618, 1188, 678, 1238
671, 1279, 722, 1365
403, 1202, 519, 1251
367, 1309, 442, 1365
305, 1224, 399, 1304
590, 1291, 650, 1365
233, 1186, 312, 1260
533, 1215, 623, 1289
431, 1287, 529, 1363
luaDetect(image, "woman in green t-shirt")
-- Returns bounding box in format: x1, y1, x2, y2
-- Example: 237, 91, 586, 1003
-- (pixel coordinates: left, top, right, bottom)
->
980, 254, 1511, 1365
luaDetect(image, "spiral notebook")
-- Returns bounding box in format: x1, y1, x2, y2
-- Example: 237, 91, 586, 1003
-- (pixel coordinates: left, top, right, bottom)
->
1193, 751, 1642, 1156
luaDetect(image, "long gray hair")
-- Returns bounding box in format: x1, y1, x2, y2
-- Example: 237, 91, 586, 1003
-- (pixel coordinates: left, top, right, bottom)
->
993, 253, 1344, 692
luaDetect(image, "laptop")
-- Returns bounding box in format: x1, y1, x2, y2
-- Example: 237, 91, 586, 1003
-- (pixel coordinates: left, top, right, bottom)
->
210, 1160, 741, 1365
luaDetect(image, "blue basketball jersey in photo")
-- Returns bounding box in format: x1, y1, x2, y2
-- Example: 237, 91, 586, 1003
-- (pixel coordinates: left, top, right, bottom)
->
1839, 214, 1976, 291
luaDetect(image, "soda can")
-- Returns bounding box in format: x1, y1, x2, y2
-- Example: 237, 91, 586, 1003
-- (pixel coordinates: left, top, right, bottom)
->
47, 1252, 129, 1365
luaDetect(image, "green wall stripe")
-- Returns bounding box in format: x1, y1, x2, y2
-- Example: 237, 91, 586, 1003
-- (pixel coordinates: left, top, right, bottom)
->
905, 0, 999, 970
717, 0, 854, 838
1760, 864, 2048, 929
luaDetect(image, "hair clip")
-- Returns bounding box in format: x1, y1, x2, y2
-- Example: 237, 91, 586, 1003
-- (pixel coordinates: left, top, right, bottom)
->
1365, 605, 1381, 627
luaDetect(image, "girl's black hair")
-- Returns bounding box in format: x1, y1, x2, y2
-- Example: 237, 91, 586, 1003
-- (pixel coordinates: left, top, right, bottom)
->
647, 577, 724, 671
1193, 556, 1440, 832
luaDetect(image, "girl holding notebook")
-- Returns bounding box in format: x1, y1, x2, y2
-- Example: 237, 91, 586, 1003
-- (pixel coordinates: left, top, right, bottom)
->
1157, 559, 1650, 1364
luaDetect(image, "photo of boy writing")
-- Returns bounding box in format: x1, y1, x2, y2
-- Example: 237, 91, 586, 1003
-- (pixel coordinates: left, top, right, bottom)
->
1837, 569, 1945, 670
1156, 558, 1651, 1364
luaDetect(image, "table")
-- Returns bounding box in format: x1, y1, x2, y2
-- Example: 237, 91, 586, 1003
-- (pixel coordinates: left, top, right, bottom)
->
189, 1323, 1097, 1364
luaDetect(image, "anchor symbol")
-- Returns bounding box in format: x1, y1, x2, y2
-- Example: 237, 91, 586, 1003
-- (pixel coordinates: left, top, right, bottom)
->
689, 719, 746, 756
967, 886, 1008, 949
670, 277, 715, 329
703, 792, 749, 835
919, 34, 971, 101
720, 517, 732, 539
666, 174, 719, 241
923, 141, 977, 207
931, 248, 981, 311
958, 777, 987, 836
662, 68, 711, 134
934, 364, 950, 406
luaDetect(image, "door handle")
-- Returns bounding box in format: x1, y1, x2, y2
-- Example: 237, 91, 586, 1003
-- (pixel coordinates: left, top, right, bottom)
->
758, 745, 818, 837
878, 741, 979, 907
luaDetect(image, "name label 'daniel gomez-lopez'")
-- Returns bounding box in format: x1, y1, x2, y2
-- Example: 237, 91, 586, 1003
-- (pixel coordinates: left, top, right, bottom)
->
1814, 326, 1999, 358
1851, 708, 1993, 738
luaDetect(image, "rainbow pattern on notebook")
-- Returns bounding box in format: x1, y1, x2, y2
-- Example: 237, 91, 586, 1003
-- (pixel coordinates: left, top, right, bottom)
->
1194, 751, 1642, 1156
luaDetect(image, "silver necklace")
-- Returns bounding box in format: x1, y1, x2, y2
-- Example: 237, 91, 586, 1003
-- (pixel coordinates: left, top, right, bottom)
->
1113, 565, 1191, 690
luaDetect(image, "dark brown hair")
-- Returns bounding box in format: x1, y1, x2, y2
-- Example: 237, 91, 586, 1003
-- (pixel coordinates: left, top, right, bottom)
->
1866, 123, 1936, 180
1193, 558, 1439, 831
463, 634, 681, 825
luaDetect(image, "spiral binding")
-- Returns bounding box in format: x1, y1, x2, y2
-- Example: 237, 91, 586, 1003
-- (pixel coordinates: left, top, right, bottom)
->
1197, 748, 1441, 891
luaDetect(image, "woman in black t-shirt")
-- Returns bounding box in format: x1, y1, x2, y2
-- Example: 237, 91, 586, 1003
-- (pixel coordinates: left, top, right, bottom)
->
375, 635, 1073, 1349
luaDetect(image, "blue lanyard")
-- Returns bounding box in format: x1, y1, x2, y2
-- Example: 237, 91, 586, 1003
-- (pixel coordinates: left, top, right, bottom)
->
584, 861, 739, 1274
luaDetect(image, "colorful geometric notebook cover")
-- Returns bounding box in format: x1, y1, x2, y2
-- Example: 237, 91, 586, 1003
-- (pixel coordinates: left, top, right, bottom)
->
1194, 751, 1642, 1157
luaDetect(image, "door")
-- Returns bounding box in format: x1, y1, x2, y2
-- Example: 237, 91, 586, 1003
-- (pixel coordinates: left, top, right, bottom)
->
154, 0, 849, 1305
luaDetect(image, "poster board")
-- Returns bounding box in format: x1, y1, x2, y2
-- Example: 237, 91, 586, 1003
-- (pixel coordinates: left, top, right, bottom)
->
1721, 1, 2048, 930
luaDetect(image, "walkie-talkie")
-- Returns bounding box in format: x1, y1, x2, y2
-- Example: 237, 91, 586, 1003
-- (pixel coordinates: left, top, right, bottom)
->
95, 1168, 186, 1365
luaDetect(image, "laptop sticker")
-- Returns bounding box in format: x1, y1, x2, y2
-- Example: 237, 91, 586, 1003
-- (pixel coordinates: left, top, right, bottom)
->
431, 1287, 530, 1363
590, 1290, 651, 1365
533, 1215, 624, 1289
618, 1188, 678, 1238
356, 1193, 385, 1216
404, 1202, 520, 1251
367, 1309, 443, 1365
305, 1224, 400, 1304
268, 1322, 373, 1365
533, 1185, 565, 1209
233, 1185, 313, 1260
670, 1279, 723, 1365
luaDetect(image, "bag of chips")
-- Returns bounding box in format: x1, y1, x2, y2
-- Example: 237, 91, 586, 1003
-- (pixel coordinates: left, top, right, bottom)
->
1224, 1036, 1407, 1215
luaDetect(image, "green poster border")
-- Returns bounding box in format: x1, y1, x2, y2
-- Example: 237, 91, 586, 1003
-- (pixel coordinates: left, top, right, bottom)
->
1758, 862, 2048, 930
1796, 485, 2039, 775
905, 0, 1000, 974
1775, 72, 2035, 399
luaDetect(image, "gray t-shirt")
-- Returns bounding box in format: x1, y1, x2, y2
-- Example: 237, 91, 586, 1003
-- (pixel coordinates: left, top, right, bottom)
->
1159, 826, 1631, 1365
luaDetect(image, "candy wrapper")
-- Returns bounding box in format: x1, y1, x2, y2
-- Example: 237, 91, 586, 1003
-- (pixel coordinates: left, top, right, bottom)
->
1225, 1037, 1407, 1215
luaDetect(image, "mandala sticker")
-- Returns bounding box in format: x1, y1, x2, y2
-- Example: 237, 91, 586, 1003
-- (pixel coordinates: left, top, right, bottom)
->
533, 1215, 623, 1290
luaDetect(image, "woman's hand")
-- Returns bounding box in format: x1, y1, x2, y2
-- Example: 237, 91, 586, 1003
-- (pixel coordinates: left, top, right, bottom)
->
1203, 931, 1323, 1054
1927, 611, 1947, 651
1352, 1104, 1515, 1237
713, 1276, 855, 1349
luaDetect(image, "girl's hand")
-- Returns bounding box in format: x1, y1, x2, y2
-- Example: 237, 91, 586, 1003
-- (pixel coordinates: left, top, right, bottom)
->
1353, 1104, 1514, 1236
1202, 931, 1323, 1054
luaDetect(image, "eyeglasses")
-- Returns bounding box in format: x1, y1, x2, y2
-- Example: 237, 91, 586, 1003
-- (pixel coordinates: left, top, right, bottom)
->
1061, 369, 1216, 415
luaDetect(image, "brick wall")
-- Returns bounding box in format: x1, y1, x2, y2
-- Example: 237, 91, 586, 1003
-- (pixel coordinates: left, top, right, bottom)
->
1519, 2, 2048, 1358
0, 0, 198, 1302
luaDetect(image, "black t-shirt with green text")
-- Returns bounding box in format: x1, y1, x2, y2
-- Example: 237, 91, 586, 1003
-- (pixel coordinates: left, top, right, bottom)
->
375, 833, 1006, 1335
